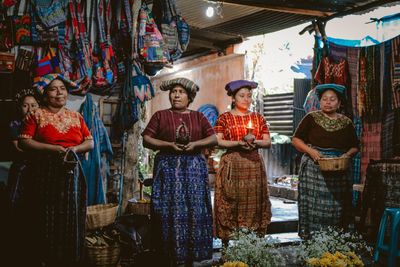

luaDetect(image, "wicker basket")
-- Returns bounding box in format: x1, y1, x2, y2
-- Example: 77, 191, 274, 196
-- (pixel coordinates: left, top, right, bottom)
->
318, 157, 350, 171
86, 204, 118, 230
126, 201, 151, 215
86, 244, 120, 267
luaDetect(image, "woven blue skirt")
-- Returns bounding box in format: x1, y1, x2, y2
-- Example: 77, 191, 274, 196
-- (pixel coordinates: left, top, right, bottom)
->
151, 153, 213, 264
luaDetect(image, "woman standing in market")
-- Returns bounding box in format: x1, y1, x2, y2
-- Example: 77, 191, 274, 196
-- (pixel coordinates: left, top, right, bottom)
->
292, 83, 359, 238
142, 78, 217, 267
5, 89, 40, 265
8, 89, 40, 206
18, 73, 93, 266
214, 80, 272, 245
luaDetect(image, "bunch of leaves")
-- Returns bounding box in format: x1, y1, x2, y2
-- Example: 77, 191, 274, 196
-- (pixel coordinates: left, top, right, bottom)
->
297, 226, 372, 264
223, 229, 286, 267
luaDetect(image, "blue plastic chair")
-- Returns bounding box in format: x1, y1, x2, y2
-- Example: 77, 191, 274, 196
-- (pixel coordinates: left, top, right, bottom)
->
373, 207, 400, 267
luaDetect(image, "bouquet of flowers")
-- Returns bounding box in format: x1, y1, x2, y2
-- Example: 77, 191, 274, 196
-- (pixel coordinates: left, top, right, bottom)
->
222, 229, 286, 267
297, 226, 373, 267
307, 251, 364, 266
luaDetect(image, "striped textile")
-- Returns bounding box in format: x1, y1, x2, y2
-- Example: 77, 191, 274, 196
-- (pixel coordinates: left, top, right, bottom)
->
347, 47, 360, 117
383, 39, 393, 113
214, 150, 271, 241
329, 42, 347, 62
381, 111, 395, 159
360, 122, 382, 182
151, 153, 213, 265
391, 36, 400, 108
352, 116, 362, 205
298, 149, 353, 238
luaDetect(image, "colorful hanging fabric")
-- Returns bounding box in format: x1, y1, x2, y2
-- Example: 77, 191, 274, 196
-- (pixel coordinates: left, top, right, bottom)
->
347, 47, 360, 117
358, 49, 367, 116
96, 0, 117, 85
391, 36, 400, 108
66, 0, 93, 83
80, 93, 113, 205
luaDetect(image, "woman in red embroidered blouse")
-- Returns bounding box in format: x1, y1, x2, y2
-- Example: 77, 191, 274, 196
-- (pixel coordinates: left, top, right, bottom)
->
214, 80, 272, 245
18, 74, 93, 266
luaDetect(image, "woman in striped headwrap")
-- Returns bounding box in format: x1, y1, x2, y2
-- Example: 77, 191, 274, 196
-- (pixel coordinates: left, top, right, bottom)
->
292, 83, 359, 238
142, 78, 217, 266
18, 73, 93, 266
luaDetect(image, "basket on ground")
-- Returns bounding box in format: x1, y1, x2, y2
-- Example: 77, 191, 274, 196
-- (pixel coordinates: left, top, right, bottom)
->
86, 244, 120, 267
318, 157, 350, 171
86, 204, 118, 230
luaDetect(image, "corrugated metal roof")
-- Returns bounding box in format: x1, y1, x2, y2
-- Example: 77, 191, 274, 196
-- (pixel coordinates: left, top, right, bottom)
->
206, 10, 313, 37
175, 0, 394, 53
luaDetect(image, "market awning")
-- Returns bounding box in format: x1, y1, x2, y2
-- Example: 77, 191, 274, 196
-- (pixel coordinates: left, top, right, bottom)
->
178, 0, 397, 55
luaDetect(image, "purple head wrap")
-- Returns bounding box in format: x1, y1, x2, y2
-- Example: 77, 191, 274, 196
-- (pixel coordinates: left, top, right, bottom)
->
225, 80, 258, 96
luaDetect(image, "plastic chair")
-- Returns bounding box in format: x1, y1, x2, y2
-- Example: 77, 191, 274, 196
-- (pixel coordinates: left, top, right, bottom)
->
373, 207, 400, 267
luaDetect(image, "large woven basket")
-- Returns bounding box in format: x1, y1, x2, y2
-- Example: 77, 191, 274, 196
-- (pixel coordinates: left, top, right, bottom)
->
86, 244, 120, 267
87, 204, 118, 230
318, 157, 350, 171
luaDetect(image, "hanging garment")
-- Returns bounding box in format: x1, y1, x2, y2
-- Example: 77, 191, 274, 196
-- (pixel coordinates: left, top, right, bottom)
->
80, 93, 113, 205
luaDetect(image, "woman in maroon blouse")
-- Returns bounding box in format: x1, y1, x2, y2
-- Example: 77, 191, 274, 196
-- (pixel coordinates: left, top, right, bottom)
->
292, 83, 359, 238
142, 78, 217, 266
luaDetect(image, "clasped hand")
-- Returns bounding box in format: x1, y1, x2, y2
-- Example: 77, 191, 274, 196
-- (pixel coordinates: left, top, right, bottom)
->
172, 142, 196, 152
240, 134, 256, 151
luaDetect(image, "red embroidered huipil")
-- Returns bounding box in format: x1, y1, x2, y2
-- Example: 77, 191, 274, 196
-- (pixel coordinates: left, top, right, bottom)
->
214, 111, 269, 141
19, 107, 92, 148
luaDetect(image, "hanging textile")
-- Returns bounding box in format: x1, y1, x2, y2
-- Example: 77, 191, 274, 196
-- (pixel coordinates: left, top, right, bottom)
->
80, 93, 113, 205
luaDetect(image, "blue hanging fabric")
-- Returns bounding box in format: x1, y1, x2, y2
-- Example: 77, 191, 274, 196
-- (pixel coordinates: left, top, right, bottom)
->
80, 93, 113, 205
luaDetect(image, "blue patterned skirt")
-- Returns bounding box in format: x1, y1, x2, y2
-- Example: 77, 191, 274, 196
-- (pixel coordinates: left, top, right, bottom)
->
298, 147, 354, 238
151, 153, 213, 264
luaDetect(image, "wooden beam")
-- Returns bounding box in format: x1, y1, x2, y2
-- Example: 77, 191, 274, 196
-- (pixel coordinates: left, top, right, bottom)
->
209, 0, 333, 17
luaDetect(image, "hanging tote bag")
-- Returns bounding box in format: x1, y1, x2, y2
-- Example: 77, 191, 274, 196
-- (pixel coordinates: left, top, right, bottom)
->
0, 16, 14, 51
158, 0, 180, 61
132, 63, 155, 103
113, 62, 139, 138
35, 0, 67, 28
12, 0, 32, 45
34, 47, 60, 77
15, 47, 35, 71
137, 3, 168, 67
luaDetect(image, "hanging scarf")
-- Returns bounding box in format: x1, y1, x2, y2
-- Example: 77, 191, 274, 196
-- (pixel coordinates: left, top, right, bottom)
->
80, 94, 113, 205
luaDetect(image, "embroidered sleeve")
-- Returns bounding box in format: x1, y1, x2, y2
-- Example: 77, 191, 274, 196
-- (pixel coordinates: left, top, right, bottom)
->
199, 112, 215, 138
214, 113, 226, 134
257, 113, 269, 136
142, 111, 160, 137
19, 113, 37, 139
79, 114, 93, 140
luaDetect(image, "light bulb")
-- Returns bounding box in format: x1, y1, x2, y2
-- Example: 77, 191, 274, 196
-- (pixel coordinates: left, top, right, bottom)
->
206, 6, 214, 17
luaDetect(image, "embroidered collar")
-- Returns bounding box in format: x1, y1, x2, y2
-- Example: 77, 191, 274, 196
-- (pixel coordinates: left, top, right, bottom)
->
310, 111, 351, 132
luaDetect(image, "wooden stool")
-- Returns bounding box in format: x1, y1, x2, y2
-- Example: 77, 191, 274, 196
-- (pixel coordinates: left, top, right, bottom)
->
373, 207, 400, 267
